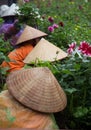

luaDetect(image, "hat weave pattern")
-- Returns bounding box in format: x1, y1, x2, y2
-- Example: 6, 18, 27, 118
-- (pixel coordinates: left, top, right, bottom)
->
6, 67, 67, 113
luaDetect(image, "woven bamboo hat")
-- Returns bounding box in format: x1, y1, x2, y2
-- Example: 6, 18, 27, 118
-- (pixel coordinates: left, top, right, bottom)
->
23, 38, 68, 63
16, 25, 47, 45
0, 4, 19, 17
6, 67, 67, 113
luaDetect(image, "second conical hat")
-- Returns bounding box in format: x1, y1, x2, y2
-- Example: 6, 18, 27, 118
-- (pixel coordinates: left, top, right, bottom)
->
0, 4, 19, 17
23, 38, 68, 63
16, 25, 47, 45
6, 67, 67, 113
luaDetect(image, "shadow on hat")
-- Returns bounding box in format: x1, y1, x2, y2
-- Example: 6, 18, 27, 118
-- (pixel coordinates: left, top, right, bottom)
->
6, 67, 67, 113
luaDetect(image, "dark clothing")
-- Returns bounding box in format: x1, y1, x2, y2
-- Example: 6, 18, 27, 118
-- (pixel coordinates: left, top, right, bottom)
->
8, 0, 16, 6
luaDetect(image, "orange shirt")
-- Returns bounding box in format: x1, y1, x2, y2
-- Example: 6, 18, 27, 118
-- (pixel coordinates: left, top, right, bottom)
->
1, 43, 33, 73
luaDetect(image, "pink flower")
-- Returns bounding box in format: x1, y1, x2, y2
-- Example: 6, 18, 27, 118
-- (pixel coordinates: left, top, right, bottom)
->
52, 23, 59, 29
78, 41, 91, 56
48, 17, 54, 23
48, 26, 54, 32
24, 0, 30, 3
67, 42, 76, 54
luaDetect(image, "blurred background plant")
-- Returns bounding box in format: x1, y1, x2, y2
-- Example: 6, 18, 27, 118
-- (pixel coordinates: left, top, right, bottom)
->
17, 1, 43, 28
0, 33, 11, 91
0, 0, 91, 129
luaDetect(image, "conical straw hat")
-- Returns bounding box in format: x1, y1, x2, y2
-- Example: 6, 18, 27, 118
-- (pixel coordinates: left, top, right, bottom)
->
23, 38, 68, 63
6, 67, 67, 113
0, 5, 9, 17
16, 25, 47, 45
0, 4, 19, 17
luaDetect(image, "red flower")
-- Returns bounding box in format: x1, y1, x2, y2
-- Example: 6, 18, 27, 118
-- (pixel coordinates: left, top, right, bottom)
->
86, 46, 91, 56
48, 17, 54, 23
59, 21, 64, 27
78, 41, 90, 54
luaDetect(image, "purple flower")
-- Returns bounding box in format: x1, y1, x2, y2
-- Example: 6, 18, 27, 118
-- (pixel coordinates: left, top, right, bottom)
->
52, 23, 59, 29
48, 26, 54, 32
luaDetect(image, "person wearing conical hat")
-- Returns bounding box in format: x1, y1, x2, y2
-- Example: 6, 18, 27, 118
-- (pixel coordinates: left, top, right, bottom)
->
1, 25, 47, 73
0, 89, 59, 129
0, 3, 20, 47
23, 38, 68, 64
0, 24, 67, 128
0, 3, 19, 23
0, 67, 66, 128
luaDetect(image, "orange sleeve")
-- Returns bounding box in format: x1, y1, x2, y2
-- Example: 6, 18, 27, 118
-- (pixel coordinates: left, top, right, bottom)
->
1, 44, 33, 73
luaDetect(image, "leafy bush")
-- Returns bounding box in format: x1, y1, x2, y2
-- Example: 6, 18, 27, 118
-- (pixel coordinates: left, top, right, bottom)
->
0, 35, 12, 91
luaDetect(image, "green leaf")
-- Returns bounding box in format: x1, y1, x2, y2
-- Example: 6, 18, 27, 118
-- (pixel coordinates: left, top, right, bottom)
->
73, 106, 88, 118
65, 88, 77, 94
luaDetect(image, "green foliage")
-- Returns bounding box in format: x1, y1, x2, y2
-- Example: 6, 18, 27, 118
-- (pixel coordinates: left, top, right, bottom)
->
33, 0, 91, 46
0, 0, 91, 129
57, 56, 91, 129
17, 2, 43, 28
0, 18, 4, 24
0, 36, 12, 91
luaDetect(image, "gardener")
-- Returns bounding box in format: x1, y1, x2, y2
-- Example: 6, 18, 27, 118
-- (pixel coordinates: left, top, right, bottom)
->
0, 3, 19, 23
0, 67, 67, 128
0, 25, 47, 73
0, 3, 21, 47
